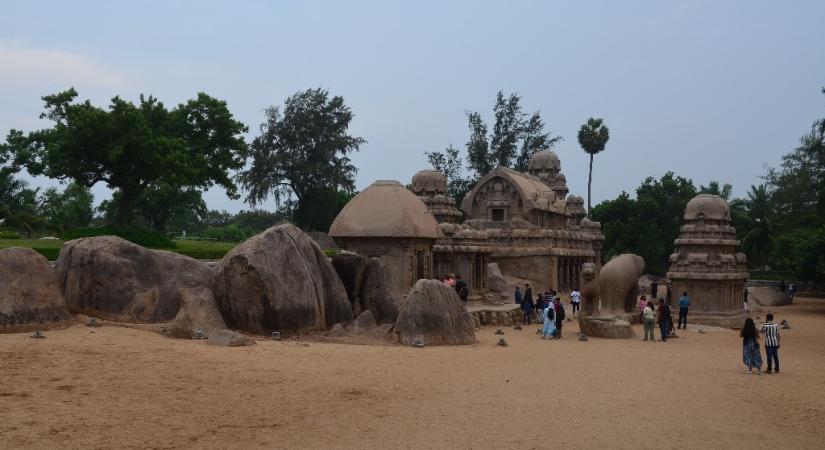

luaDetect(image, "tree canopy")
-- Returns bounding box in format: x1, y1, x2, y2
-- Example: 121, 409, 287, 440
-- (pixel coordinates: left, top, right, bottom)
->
465, 91, 560, 176
239, 88, 364, 231
1, 88, 248, 225
592, 172, 696, 274
426, 91, 560, 210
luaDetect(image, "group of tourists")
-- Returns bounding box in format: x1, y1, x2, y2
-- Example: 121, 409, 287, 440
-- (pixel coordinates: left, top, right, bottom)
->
741, 314, 782, 375
636, 293, 686, 342
440, 274, 468, 302
514, 285, 568, 339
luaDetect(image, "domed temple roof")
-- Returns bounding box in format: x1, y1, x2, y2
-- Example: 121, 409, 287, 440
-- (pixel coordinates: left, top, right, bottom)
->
330, 180, 440, 239
411, 170, 448, 195
528, 150, 561, 172
684, 194, 731, 221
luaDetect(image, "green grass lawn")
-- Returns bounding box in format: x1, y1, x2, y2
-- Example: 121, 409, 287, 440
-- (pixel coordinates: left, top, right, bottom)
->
0, 238, 238, 261
0, 239, 64, 260
171, 239, 238, 260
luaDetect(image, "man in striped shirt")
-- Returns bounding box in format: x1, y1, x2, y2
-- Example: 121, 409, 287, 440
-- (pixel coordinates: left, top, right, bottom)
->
761, 313, 781, 374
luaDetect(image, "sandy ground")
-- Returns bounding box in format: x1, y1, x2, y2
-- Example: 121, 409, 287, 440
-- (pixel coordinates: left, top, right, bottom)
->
2, 298, 824, 449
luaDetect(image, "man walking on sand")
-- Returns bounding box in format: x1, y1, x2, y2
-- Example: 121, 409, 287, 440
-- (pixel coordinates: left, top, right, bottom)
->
761, 313, 781, 374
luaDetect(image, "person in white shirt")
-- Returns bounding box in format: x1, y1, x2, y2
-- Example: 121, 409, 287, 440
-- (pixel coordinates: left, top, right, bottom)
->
570, 288, 581, 314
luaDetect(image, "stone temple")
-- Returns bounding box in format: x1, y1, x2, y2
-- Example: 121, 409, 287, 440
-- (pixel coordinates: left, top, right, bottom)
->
667, 194, 749, 327
330, 150, 605, 299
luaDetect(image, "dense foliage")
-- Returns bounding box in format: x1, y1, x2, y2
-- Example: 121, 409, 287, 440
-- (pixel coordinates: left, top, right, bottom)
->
239, 88, 364, 231
426, 90, 560, 208
592, 172, 697, 274
1, 88, 248, 225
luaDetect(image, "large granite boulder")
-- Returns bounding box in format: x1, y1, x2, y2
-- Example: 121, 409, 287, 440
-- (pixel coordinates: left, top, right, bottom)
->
748, 287, 792, 307
55, 236, 213, 322
395, 279, 475, 346
212, 223, 353, 334
331, 252, 368, 315
362, 258, 401, 324
167, 286, 228, 338
331, 252, 401, 324
1, 247, 71, 330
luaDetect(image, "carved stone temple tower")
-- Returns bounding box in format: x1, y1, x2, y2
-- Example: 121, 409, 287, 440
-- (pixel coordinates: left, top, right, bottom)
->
666, 194, 749, 328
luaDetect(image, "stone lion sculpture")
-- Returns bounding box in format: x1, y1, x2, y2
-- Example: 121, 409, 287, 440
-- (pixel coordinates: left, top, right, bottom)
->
580, 262, 599, 316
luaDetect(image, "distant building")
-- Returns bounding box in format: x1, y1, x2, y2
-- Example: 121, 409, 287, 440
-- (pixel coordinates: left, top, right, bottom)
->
667, 194, 749, 327
330, 150, 605, 299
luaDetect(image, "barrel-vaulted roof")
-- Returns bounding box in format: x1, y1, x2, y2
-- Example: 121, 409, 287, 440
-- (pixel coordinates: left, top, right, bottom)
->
460, 167, 566, 215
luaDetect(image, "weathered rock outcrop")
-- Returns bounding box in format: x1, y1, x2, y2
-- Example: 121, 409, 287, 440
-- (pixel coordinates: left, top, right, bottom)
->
332, 253, 401, 324
351, 309, 377, 333
213, 223, 353, 334
167, 286, 227, 338
748, 287, 792, 307
55, 236, 213, 322
331, 252, 368, 315
395, 279, 475, 346
1, 247, 71, 330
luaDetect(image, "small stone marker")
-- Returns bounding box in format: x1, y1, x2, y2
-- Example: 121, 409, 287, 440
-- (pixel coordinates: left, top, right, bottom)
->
494, 329, 504, 335
497, 338, 508, 347
698, 329, 705, 334
578, 334, 588, 341
31, 330, 45, 339
86, 318, 100, 327
513, 324, 522, 330
192, 329, 207, 340
271, 331, 282, 341
413, 337, 425, 348
536, 328, 543, 334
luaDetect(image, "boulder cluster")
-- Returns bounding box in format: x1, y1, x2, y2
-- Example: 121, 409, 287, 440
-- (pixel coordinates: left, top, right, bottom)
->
1, 223, 476, 346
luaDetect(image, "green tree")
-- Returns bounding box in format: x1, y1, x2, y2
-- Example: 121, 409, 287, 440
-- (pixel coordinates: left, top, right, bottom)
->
698, 180, 733, 201
99, 184, 208, 232
592, 172, 696, 274
577, 117, 610, 217
426, 144, 472, 205
1, 88, 248, 225
0, 168, 42, 234
37, 183, 93, 233
239, 88, 365, 231
464, 91, 560, 177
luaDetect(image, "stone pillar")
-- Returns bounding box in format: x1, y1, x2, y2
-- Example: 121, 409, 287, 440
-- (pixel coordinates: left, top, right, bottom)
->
561, 259, 568, 291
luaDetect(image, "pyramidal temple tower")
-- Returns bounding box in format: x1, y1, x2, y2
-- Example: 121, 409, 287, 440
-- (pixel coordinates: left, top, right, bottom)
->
666, 194, 749, 328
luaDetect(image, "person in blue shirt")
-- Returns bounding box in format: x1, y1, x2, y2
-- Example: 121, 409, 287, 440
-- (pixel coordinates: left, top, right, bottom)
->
677, 292, 690, 329
514, 286, 523, 305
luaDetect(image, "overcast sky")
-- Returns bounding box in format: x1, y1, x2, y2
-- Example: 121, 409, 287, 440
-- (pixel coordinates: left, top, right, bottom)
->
2, 0, 823, 213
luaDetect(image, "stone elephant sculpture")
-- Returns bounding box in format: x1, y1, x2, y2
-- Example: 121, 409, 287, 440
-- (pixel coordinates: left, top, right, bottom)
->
599, 253, 645, 315
581, 254, 645, 316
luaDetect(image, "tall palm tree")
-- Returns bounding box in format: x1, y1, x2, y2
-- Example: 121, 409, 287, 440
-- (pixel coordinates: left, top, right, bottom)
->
577, 118, 610, 216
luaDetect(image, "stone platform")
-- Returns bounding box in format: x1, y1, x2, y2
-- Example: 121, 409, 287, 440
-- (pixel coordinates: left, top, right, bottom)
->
465, 303, 522, 327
